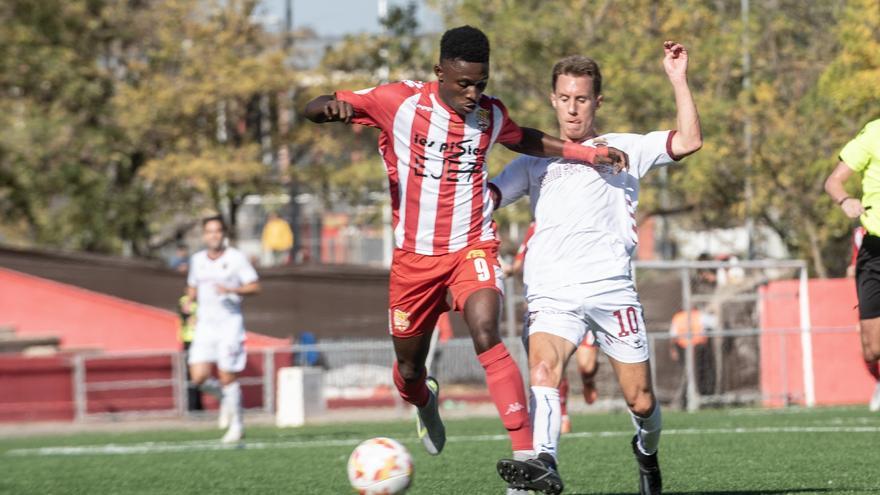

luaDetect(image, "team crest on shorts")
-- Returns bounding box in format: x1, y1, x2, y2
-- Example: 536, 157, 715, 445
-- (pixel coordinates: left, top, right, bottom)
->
392, 309, 411, 332
465, 249, 486, 259
476, 108, 490, 131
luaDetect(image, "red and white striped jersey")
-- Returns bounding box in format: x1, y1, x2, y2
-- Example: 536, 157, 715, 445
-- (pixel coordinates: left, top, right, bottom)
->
335, 80, 523, 255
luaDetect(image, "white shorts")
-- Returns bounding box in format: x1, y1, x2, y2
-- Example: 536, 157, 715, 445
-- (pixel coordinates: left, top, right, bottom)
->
188, 316, 247, 373
525, 277, 650, 364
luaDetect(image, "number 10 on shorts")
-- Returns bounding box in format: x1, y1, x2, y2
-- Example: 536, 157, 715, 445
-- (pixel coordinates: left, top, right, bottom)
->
613, 307, 640, 338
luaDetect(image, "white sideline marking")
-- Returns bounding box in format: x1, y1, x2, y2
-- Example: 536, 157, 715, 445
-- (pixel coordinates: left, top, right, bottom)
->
5, 425, 880, 458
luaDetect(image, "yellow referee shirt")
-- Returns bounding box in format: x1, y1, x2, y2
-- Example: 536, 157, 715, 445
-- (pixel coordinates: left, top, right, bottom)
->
841, 119, 880, 236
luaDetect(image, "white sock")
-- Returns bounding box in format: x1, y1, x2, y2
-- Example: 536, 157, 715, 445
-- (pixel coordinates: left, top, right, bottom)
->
200, 377, 223, 398
530, 386, 561, 461
513, 450, 535, 461
630, 403, 662, 455
222, 382, 243, 429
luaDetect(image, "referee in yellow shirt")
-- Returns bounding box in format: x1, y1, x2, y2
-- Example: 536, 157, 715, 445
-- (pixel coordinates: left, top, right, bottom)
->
825, 118, 880, 411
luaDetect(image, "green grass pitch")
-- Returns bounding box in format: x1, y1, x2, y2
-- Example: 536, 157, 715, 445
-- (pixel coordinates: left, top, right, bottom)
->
1, 406, 878, 494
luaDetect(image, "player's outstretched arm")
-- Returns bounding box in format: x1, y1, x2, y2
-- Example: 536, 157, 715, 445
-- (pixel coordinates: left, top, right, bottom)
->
825, 161, 865, 219
664, 41, 702, 159
504, 127, 629, 174
303, 94, 355, 124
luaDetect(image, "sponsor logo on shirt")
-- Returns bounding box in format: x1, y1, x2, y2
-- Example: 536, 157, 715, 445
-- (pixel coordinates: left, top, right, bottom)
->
415, 103, 434, 112
411, 135, 487, 183
465, 249, 486, 259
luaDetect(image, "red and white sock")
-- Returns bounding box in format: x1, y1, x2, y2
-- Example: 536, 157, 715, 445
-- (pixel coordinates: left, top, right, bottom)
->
478, 343, 532, 452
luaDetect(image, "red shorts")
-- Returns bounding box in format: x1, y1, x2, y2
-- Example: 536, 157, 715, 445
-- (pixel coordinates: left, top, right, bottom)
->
389, 240, 504, 338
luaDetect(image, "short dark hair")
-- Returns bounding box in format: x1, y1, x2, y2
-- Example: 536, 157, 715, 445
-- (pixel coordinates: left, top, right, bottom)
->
551, 55, 602, 96
202, 215, 227, 232
440, 25, 490, 63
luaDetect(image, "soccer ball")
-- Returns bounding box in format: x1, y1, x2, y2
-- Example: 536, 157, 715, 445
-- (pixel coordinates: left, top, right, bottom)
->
347, 437, 413, 494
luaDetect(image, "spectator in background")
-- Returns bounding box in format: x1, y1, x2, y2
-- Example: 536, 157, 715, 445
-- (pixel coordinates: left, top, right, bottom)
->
261, 211, 294, 267
693, 252, 717, 293
669, 304, 717, 409
168, 243, 190, 273
177, 294, 203, 411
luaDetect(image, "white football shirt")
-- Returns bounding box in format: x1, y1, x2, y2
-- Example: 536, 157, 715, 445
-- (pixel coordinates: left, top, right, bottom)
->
187, 247, 258, 320
491, 131, 678, 293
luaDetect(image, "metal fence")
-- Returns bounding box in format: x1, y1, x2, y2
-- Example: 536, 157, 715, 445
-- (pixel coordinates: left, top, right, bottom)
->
62, 258, 847, 421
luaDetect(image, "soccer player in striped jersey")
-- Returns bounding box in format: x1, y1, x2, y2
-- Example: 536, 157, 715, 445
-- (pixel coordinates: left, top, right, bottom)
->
493, 42, 702, 495
304, 25, 628, 491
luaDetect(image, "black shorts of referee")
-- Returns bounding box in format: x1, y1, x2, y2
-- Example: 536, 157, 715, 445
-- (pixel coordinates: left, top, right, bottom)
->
856, 233, 880, 320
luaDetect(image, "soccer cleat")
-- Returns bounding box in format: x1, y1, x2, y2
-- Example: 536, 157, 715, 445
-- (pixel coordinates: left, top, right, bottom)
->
497, 453, 564, 495
869, 382, 880, 412
416, 377, 446, 455
221, 424, 244, 444
631, 435, 662, 495
560, 414, 571, 434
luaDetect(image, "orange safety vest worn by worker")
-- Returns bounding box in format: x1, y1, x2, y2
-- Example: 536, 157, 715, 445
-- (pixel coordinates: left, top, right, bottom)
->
670, 309, 709, 348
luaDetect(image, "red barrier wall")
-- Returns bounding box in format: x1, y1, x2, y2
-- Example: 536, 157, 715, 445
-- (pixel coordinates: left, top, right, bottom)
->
0, 356, 74, 422
0, 267, 287, 352
759, 278, 873, 406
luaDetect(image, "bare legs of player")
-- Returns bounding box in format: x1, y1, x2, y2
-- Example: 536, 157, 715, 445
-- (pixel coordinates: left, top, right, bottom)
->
391, 288, 533, 493
558, 343, 600, 433
529, 333, 577, 462
576, 344, 600, 404
462, 289, 533, 456
190, 363, 244, 443
859, 318, 880, 411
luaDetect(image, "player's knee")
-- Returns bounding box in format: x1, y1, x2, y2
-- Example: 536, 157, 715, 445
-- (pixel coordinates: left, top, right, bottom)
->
189, 369, 208, 385
530, 359, 559, 388
396, 360, 423, 383
579, 360, 598, 377
470, 323, 500, 354
627, 390, 656, 417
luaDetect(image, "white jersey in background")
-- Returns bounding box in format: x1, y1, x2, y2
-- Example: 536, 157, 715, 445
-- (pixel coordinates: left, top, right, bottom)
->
491, 131, 677, 294
187, 247, 259, 322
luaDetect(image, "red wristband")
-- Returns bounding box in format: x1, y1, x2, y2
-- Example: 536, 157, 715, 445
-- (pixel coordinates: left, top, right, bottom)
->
562, 141, 607, 164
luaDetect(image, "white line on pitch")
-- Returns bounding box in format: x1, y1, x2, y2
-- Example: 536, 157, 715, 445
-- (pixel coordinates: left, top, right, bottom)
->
5, 425, 879, 458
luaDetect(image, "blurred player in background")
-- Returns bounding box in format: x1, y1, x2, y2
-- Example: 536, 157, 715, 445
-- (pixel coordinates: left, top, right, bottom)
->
303, 25, 627, 491
509, 221, 601, 434
824, 119, 880, 412
186, 215, 261, 443
494, 41, 702, 495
